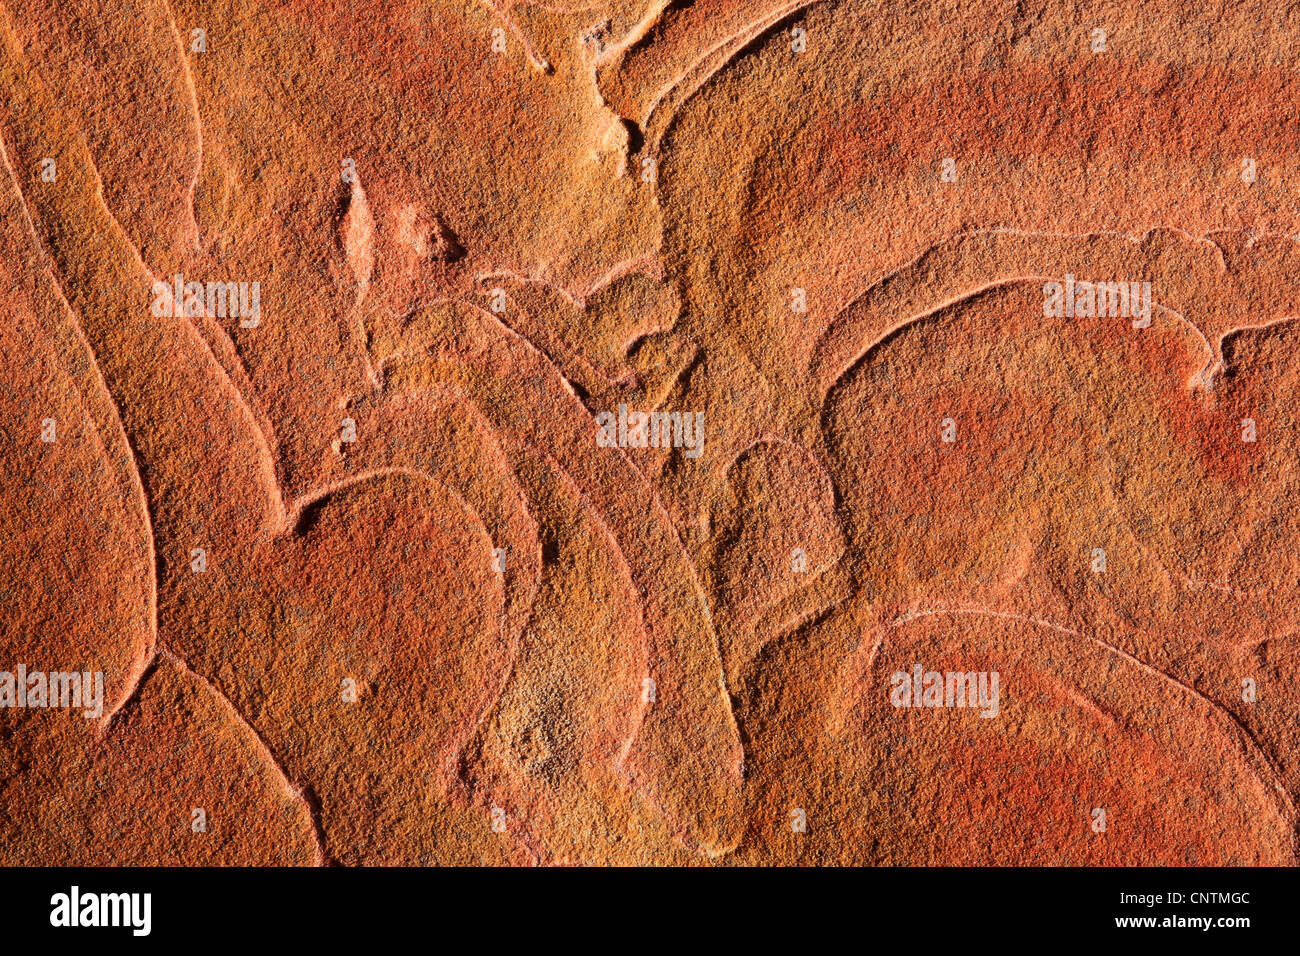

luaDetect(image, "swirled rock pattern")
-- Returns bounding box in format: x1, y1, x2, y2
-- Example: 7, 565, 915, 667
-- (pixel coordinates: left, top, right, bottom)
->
1, 0, 1298, 865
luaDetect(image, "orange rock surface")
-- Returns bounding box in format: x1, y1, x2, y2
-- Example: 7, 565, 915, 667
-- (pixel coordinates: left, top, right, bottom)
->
1, 0, 1298, 865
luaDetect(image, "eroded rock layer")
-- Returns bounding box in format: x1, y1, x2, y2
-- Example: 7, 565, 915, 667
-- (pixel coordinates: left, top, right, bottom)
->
1, 0, 1298, 865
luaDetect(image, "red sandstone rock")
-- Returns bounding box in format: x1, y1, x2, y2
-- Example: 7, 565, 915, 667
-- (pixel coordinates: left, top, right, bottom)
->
2, 0, 1298, 865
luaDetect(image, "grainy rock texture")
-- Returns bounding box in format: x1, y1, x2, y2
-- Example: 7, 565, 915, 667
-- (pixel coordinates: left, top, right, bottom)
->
1, 0, 1298, 865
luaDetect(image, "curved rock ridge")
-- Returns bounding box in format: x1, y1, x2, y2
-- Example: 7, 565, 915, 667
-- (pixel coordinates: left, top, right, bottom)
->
1, 0, 1298, 865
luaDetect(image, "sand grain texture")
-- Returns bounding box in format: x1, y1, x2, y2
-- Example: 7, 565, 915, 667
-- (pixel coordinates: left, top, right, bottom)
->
1, 0, 1298, 865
